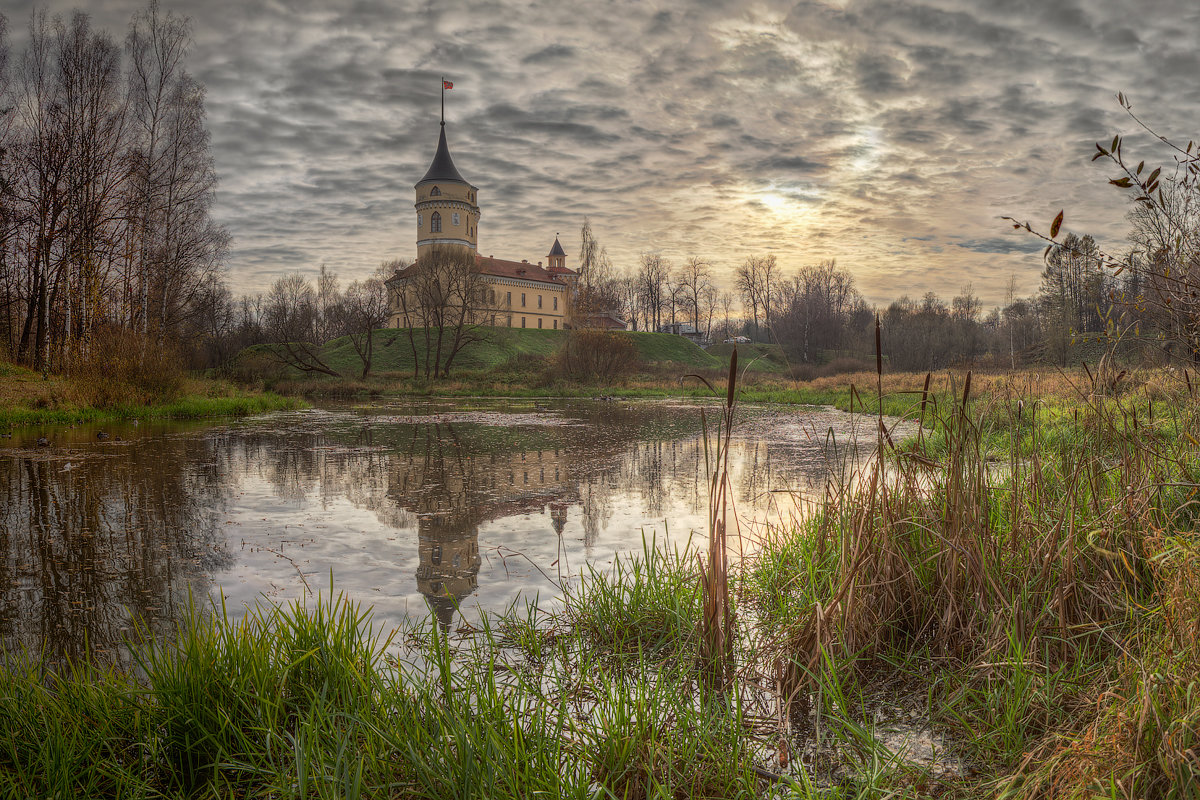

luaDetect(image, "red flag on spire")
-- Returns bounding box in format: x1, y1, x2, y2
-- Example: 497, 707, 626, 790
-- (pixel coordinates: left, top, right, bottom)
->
443, 80, 453, 90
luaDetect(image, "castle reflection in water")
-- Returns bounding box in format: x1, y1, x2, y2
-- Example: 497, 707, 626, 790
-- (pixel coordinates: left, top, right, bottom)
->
399, 443, 575, 631
386, 408, 667, 631
0, 401, 869, 661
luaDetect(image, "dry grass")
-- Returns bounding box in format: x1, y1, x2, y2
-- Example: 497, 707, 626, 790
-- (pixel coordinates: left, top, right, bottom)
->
742, 353, 1200, 797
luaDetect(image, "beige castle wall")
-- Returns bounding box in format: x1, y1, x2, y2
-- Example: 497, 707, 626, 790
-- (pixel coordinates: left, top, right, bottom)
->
390, 275, 570, 330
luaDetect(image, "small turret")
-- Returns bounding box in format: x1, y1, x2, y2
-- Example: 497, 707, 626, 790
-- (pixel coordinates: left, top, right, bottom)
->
547, 235, 567, 270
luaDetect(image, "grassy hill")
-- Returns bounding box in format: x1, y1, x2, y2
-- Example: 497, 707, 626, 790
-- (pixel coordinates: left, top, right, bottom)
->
706, 342, 791, 374
256, 327, 729, 379
320, 328, 567, 375
624, 332, 723, 369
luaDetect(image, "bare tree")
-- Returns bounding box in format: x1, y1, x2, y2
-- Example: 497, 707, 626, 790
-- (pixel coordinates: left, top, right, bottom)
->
126, 1, 225, 344
773, 260, 859, 362
11, 10, 68, 370
717, 290, 736, 341
734, 258, 760, 340
636, 253, 669, 331
676, 256, 712, 333
341, 274, 389, 378
55, 12, 127, 365
315, 263, 340, 343
614, 274, 641, 332
1006, 95, 1200, 363
263, 272, 340, 377
389, 248, 488, 378
735, 254, 780, 342
576, 218, 612, 304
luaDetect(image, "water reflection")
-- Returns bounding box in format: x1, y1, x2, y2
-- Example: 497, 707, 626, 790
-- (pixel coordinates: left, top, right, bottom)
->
0, 433, 232, 665
0, 399, 891, 660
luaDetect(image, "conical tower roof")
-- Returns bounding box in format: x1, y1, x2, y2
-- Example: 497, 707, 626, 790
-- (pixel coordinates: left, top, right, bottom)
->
548, 235, 566, 257
418, 123, 468, 185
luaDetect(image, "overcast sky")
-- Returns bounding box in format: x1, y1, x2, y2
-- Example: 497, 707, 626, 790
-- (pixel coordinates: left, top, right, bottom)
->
7, 0, 1199, 305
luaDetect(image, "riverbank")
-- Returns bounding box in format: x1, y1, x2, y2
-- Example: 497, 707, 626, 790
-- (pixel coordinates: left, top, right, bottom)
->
0, 361, 303, 428
3, 370, 1197, 798
270, 363, 1191, 457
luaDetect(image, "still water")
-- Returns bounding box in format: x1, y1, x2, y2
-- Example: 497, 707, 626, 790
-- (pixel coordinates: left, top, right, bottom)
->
0, 398, 886, 663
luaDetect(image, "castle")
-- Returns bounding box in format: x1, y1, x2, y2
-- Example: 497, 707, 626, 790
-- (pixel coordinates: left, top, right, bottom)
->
385, 117, 583, 331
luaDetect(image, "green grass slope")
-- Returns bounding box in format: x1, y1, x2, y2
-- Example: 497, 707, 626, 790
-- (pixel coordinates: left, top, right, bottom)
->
706, 342, 790, 374
294, 328, 725, 376
239, 328, 745, 382
321, 328, 567, 375
621, 332, 722, 369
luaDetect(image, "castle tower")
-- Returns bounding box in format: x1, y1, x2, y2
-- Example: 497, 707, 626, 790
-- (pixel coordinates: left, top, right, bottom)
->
547, 235, 567, 270
415, 121, 480, 261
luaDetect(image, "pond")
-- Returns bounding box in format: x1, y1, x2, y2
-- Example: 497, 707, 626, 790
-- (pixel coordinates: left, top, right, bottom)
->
0, 398, 892, 664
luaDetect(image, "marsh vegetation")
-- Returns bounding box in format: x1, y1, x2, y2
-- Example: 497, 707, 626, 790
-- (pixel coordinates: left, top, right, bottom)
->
3, 358, 1199, 798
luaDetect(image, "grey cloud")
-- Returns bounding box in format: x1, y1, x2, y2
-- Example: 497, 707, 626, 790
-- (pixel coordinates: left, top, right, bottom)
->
756, 154, 824, 176
855, 51, 907, 96
521, 44, 575, 64
2, 0, 1193, 302
955, 237, 1046, 255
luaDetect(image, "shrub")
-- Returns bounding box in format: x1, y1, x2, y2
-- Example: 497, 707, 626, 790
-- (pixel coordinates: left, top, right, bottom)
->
789, 357, 871, 382
68, 326, 184, 407
224, 349, 291, 385
788, 363, 817, 381
556, 330, 639, 383
819, 357, 871, 376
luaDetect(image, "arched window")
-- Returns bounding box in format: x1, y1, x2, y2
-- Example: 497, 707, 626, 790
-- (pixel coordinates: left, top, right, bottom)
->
417, 214, 422, 228
430, 186, 441, 196
430, 211, 442, 233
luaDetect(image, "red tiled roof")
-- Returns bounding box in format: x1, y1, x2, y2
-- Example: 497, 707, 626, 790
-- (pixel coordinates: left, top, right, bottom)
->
474, 255, 565, 284
388, 253, 578, 285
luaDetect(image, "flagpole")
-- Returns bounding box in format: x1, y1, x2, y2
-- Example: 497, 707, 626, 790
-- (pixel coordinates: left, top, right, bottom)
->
440, 76, 445, 125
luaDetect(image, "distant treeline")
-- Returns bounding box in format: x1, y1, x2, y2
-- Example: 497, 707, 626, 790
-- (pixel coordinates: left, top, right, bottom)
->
565, 227, 1145, 372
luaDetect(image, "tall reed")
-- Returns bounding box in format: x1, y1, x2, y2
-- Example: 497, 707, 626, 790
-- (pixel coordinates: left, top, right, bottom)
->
696, 346, 738, 694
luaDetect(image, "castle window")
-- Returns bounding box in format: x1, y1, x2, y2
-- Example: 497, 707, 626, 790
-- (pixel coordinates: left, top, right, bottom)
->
537, 318, 543, 329
430, 212, 442, 233
506, 291, 511, 306
452, 212, 460, 226
489, 289, 495, 304
521, 317, 526, 328
538, 296, 543, 309
417, 214, 422, 228
553, 319, 558, 329
553, 296, 558, 310
507, 315, 512, 327
521, 293, 526, 307
430, 186, 441, 196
